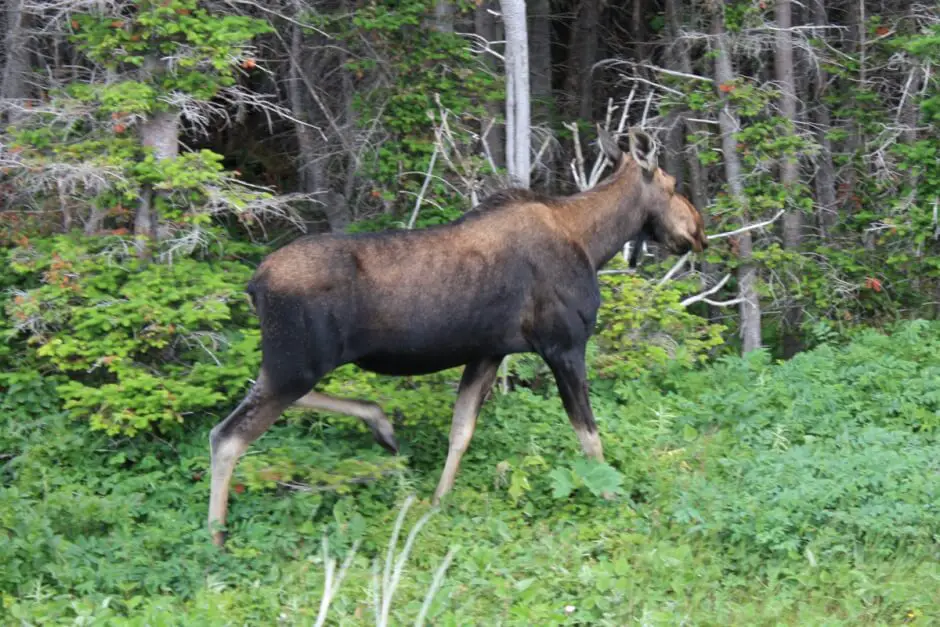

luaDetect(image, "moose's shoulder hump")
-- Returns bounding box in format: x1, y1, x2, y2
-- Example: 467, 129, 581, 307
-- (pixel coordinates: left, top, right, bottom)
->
470, 188, 555, 214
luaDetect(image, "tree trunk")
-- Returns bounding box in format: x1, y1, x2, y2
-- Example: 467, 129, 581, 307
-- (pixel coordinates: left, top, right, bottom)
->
662, 0, 688, 195
476, 2, 505, 170
898, 65, 923, 158
136, 57, 179, 260
528, 0, 553, 126
712, 2, 761, 354
501, 0, 530, 187
432, 0, 454, 33
666, 0, 720, 321
631, 0, 649, 62
565, 0, 601, 121
289, 16, 349, 232
1, 0, 30, 123
842, 0, 867, 219
811, 1, 837, 237
664, 0, 707, 209
775, 0, 800, 247
775, 0, 802, 357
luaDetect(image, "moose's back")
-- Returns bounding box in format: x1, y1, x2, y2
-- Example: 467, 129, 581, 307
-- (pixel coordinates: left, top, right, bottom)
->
247, 203, 589, 376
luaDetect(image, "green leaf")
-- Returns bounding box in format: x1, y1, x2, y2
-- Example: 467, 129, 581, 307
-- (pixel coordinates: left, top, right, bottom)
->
549, 468, 576, 499
572, 459, 624, 497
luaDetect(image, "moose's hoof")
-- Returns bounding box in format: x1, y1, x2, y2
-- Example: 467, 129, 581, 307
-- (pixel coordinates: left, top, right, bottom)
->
372, 423, 400, 455
211, 530, 227, 548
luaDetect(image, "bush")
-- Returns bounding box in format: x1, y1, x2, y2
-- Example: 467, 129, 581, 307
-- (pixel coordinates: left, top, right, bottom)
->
3, 234, 262, 435
1, 320, 938, 624
593, 263, 726, 380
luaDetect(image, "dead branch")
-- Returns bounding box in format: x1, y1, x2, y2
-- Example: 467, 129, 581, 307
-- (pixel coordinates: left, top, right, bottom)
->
680, 273, 731, 307
706, 210, 785, 240
407, 144, 439, 229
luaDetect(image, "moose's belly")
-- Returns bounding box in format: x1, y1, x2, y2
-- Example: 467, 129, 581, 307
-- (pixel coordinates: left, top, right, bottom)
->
350, 329, 530, 375
354, 351, 482, 376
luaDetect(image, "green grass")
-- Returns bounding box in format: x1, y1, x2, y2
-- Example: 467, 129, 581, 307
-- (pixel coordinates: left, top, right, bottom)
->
2, 322, 939, 625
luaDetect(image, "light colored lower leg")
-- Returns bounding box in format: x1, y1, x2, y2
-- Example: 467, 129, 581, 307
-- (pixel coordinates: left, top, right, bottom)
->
207, 380, 289, 547
431, 410, 476, 504
432, 360, 500, 504
208, 435, 248, 546
294, 391, 397, 452
294, 391, 388, 430
574, 426, 604, 461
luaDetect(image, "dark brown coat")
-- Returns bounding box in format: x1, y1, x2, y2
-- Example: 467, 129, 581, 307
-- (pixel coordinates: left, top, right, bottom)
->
207, 129, 707, 545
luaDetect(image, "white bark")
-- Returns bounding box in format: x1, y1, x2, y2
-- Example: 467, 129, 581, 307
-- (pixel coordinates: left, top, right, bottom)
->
500, 0, 530, 187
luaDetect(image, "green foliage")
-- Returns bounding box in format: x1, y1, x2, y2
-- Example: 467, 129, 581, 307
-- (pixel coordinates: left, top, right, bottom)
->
593, 261, 726, 380
312, 0, 501, 225
549, 459, 625, 499
3, 0, 275, 244
2, 321, 939, 624
70, 0, 271, 101
3, 235, 261, 435
688, 426, 938, 559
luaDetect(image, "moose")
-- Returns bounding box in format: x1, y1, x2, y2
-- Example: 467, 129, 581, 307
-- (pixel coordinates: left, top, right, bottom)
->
208, 127, 707, 546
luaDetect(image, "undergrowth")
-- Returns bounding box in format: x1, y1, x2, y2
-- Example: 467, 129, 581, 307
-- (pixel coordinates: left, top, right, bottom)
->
1, 322, 938, 624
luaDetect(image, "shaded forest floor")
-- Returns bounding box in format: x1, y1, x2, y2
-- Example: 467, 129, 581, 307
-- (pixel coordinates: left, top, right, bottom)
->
2, 322, 939, 625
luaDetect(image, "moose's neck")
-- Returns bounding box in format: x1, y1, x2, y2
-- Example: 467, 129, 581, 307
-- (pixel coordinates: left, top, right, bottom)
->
559, 160, 648, 269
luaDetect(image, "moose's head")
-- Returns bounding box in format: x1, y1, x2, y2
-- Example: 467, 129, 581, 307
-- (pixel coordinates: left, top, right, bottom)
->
597, 127, 708, 265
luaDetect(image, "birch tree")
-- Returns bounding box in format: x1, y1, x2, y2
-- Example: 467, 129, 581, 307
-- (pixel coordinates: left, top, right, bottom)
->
501, 0, 531, 187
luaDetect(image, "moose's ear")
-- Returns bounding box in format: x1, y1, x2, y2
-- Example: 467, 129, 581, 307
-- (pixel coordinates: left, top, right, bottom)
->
596, 124, 623, 163
628, 129, 659, 173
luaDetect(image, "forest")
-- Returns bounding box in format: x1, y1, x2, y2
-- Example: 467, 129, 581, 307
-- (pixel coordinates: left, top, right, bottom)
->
1, 0, 938, 624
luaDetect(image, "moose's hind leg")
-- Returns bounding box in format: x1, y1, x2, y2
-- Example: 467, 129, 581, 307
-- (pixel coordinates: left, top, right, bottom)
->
208, 373, 307, 547
293, 391, 399, 454
543, 347, 604, 462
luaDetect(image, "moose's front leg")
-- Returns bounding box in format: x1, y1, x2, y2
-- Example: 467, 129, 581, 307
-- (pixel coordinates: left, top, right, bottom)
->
432, 356, 503, 505
544, 347, 604, 462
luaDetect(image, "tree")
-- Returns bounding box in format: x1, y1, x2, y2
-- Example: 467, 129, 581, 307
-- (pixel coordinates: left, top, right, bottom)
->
3, 0, 280, 249
711, 0, 762, 354
501, 0, 531, 187
565, 0, 601, 121
1, 0, 30, 123
529, 0, 553, 126
809, 0, 838, 238
775, 0, 802, 356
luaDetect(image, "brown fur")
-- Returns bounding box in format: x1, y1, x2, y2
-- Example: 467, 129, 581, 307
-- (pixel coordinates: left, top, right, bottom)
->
207, 131, 708, 546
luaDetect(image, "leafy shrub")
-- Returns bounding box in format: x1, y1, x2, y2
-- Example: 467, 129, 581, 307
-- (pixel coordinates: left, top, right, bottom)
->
657, 320, 940, 560
3, 235, 262, 435
1, 321, 938, 624
593, 265, 726, 380
685, 427, 939, 559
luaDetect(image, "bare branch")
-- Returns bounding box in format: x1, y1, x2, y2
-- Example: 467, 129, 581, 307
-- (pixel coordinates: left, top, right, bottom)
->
407, 144, 439, 229
680, 273, 732, 307
564, 122, 587, 190
657, 252, 691, 285
707, 210, 785, 240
